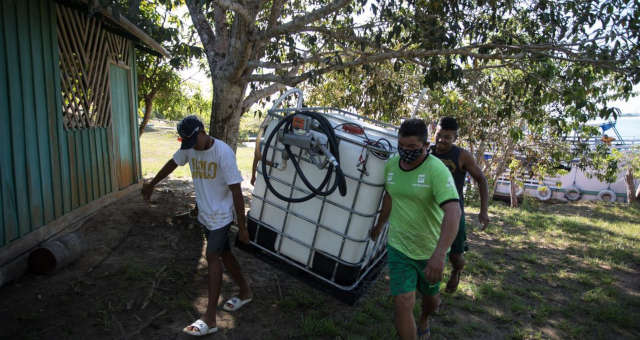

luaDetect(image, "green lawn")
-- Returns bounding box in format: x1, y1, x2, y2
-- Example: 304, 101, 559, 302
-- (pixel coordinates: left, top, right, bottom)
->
140, 126, 254, 180
271, 200, 640, 339
139, 126, 640, 339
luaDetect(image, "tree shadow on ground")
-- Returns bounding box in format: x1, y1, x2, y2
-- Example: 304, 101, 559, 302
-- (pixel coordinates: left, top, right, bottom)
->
457, 201, 640, 339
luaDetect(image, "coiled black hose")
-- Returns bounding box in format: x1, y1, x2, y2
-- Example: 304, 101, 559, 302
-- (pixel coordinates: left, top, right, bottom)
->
261, 111, 347, 203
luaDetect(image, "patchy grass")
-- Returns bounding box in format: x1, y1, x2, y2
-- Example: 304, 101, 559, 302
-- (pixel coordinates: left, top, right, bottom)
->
3, 125, 639, 339
252, 199, 640, 339
140, 122, 254, 180
448, 199, 640, 339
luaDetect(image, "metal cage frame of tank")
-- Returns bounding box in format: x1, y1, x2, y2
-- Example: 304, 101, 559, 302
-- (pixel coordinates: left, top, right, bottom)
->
248, 106, 398, 291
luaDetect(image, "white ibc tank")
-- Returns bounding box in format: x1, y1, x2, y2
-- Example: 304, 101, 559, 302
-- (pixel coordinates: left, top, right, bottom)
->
249, 110, 397, 272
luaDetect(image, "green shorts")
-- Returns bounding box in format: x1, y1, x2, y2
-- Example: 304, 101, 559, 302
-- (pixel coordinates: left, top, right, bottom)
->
387, 246, 441, 296
450, 214, 467, 254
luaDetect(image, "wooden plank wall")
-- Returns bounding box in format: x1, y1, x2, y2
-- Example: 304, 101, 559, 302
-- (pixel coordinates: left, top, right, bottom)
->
0, 0, 140, 249
130, 44, 142, 182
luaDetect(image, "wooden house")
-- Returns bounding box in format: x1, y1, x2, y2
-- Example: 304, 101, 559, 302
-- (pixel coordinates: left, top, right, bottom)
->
0, 0, 169, 273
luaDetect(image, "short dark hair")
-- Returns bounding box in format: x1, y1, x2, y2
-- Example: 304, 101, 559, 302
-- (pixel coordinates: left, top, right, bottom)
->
399, 118, 428, 142
438, 117, 458, 131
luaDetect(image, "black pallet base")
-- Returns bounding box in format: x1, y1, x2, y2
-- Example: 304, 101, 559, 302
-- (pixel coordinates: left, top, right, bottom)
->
235, 219, 386, 305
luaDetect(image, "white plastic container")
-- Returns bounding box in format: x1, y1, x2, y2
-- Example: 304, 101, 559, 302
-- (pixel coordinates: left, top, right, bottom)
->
248, 109, 396, 288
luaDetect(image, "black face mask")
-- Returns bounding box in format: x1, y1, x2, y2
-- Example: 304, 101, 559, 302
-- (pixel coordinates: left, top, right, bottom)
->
398, 146, 424, 163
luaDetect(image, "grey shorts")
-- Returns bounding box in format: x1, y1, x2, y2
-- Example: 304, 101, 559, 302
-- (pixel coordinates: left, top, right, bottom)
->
202, 223, 232, 254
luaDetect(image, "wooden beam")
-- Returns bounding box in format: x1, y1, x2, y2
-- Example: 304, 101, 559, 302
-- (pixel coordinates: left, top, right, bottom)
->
0, 253, 28, 288
54, 0, 169, 58
100, 6, 170, 58
0, 182, 142, 267
126, 44, 139, 182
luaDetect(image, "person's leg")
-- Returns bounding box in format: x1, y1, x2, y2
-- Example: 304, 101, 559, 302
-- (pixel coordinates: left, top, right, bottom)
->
388, 246, 419, 340
417, 293, 440, 334
195, 226, 228, 329
221, 249, 252, 299
416, 266, 442, 337
446, 252, 465, 292
446, 216, 467, 293
202, 251, 223, 327
394, 291, 417, 340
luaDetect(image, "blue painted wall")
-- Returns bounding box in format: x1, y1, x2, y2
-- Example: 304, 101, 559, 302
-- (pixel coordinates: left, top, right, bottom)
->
0, 0, 141, 248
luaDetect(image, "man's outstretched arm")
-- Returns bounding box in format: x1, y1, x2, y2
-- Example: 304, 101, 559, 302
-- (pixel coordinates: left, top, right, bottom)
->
142, 159, 178, 201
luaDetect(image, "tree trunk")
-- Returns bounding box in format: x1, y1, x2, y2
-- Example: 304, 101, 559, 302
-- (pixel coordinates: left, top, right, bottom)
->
127, 0, 141, 19
510, 174, 519, 208
209, 78, 247, 152
138, 94, 155, 137
490, 143, 514, 198
474, 141, 487, 172
625, 168, 639, 206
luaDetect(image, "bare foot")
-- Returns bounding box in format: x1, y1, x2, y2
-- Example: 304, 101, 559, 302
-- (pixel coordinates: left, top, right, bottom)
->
445, 269, 462, 293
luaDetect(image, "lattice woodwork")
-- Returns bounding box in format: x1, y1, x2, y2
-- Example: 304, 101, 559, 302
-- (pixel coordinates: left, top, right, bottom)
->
57, 4, 131, 130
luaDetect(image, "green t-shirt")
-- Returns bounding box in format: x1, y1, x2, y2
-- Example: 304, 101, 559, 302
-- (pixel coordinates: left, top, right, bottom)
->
384, 154, 459, 260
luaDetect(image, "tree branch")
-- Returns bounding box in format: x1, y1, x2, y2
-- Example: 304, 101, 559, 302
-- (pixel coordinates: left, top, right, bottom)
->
242, 66, 300, 109
226, 0, 260, 81
251, 0, 285, 70
247, 42, 633, 85
411, 58, 519, 72
242, 83, 287, 110
248, 53, 336, 69
247, 47, 507, 84
185, 0, 218, 64
216, 0, 252, 24
260, 0, 352, 39
212, 3, 229, 54
299, 25, 372, 46
266, 0, 285, 31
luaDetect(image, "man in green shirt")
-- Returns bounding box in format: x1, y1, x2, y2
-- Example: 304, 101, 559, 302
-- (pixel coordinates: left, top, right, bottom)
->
371, 119, 461, 340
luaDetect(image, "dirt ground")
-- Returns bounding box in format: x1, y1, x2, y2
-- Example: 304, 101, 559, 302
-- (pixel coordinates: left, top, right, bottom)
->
0, 179, 389, 340
1, 179, 639, 340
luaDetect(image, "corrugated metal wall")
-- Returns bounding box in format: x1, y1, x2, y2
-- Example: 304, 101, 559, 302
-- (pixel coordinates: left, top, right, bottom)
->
0, 0, 140, 248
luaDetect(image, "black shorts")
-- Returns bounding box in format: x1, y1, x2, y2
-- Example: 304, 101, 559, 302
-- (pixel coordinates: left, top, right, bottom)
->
202, 223, 232, 254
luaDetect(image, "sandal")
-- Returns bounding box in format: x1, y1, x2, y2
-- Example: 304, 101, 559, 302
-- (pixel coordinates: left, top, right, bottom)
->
417, 325, 431, 340
223, 296, 252, 312
183, 319, 218, 336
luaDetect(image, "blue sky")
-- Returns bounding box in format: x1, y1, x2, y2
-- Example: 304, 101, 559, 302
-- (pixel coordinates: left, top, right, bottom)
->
609, 86, 640, 114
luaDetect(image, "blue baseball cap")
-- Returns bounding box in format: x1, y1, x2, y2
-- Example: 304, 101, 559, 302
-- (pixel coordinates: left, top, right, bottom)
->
177, 115, 204, 149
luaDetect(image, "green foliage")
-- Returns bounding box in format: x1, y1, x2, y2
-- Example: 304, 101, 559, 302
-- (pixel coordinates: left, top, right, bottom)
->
296, 1, 640, 193
113, 0, 204, 133
153, 82, 211, 122
619, 145, 640, 173
238, 112, 262, 142
304, 61, 421, 122
508, 158, 525, 188
177, 0, 640, 153
579, 144, 621, 183
580, 145, 640, 184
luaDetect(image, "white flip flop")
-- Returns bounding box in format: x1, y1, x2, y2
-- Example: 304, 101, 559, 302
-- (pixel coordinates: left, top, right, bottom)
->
223, 296, 252, 312
183, 319, 218, 336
